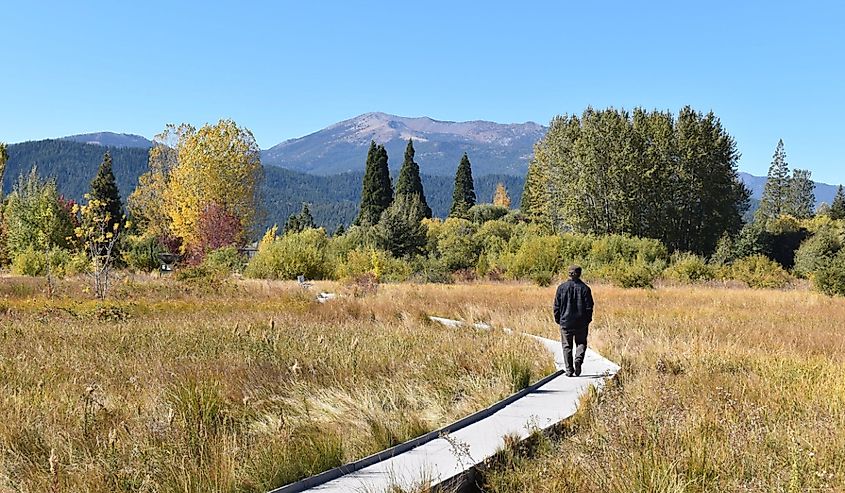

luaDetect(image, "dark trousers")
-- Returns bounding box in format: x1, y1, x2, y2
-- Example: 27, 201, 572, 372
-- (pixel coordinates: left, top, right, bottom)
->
560, 325, 589, 372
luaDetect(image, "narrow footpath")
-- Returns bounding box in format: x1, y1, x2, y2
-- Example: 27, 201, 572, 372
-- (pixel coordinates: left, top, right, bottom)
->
270, 315, 620, 493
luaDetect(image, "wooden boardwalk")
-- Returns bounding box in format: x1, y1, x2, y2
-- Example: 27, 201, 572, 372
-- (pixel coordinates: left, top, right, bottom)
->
270, 316, 619, 493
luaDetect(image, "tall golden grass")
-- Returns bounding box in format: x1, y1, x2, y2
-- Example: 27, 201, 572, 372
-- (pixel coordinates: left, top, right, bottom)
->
472, 283, 845, 492
0, 275, 553, 492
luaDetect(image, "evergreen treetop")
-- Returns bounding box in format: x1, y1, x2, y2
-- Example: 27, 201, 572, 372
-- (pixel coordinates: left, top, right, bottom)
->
284, 202, 316, 234
355, 141, 393, 226
89, 151, 124, 233
395, 139, 432, 218
830, 185, 845, 220
756, 139, 790, 223
449, 153, 476, 218
0, 143, 8, 197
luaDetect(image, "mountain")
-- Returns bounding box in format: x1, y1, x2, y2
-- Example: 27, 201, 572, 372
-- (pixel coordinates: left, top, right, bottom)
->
62, 132, 152, 149
262, 112, 546, 176
738, 172, 839, 206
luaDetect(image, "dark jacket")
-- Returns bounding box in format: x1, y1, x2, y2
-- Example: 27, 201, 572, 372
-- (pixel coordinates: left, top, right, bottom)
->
554, 279, 594, 330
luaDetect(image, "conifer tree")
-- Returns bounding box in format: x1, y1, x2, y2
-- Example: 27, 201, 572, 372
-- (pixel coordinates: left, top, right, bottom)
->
355, 141, 393, 226
756, 139, 790, 223
449, 153, 476, 218
785, 169, 815, 219
376, 194, 427, 258
830, 185, 845, 220
299, 202, 315, 229
89, 151, 124, 234
521, 159, 551, 225
284, 202, 315, 234
394, 139, 432, 218
0, 143, 8, 196
492, 182, 511, 208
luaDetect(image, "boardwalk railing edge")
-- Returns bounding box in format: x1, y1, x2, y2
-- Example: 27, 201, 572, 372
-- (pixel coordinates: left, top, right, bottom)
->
268, 315, 616, 493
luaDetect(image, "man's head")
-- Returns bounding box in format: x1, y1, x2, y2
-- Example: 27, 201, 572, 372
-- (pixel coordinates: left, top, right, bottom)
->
568, 265, 582, 280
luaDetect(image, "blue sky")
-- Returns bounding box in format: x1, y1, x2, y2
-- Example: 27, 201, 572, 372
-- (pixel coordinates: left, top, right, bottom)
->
1, 1, 843, 183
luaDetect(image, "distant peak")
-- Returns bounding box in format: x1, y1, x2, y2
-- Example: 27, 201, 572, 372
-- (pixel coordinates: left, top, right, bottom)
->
61, 132, 152, 149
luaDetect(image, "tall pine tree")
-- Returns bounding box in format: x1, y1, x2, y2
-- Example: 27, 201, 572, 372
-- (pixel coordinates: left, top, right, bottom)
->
355, 141, 393, 226
830, 185, 845, 220
0, 143, 8, 197
394, 139, 432, 218
449, 153, 476, 218
89, 151, 124, 234
756, 139, 790, 223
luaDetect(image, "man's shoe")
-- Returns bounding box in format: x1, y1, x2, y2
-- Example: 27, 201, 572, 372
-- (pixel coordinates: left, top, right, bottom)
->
574, 364, 582, 377
565, 369, 575, 377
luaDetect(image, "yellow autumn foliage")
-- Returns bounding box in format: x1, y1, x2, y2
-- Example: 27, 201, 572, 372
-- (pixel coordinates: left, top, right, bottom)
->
160, 120, 261, 251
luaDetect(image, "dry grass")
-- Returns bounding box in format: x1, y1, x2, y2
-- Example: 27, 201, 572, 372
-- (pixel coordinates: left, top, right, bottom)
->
0, 275, 553, 492
469, 283, 845, 492
5, 276, 843, 492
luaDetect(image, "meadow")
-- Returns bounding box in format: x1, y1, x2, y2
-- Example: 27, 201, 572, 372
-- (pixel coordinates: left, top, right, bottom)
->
2, 276, 844, 493
0, 276, 553, 493
475, 283, 845, 492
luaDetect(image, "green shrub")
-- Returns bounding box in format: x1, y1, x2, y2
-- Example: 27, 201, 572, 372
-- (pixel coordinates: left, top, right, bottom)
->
474, 220, 514, 255
11, 247, 88, 277
468, 204, 509, 224
175, 264, 229, 292
812, 250, 845, 296
11, 247, 45, 276
410, 256, 452, 284
663, 253, 715, 283
501, 210, 528, 225
729, 255, 792, 289
327, 225, 372, 258
335, 248, 411, 282
589, 234, 668, 266
122, 234, 163, 273
530, 271, 554, 287
595, 261, 657, 288
559, 233, 593, 264
52, 249, 89, 277
793, 228, 842, 278
203, 246, 245, 274
245, 228, 332, 280
435, 218, 480, 271
508, 235, 563, 279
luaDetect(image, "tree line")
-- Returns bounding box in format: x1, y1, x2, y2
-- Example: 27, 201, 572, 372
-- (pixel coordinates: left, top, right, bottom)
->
521, 106, 751, 255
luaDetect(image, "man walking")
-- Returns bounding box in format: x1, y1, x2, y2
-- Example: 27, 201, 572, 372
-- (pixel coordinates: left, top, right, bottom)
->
553, 265, 594, 377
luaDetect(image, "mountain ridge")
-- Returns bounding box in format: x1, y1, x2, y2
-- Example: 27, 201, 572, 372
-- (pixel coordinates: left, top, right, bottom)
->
261, 112, 547, 176
61, 132, 152, 149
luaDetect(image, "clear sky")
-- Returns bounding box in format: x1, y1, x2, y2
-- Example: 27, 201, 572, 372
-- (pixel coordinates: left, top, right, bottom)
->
1, 1, 843, 183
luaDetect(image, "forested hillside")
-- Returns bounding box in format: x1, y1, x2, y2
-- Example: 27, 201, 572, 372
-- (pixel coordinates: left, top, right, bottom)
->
4, 139, 149, 203
4, 139, 524, 232
259, 168, 523, 231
